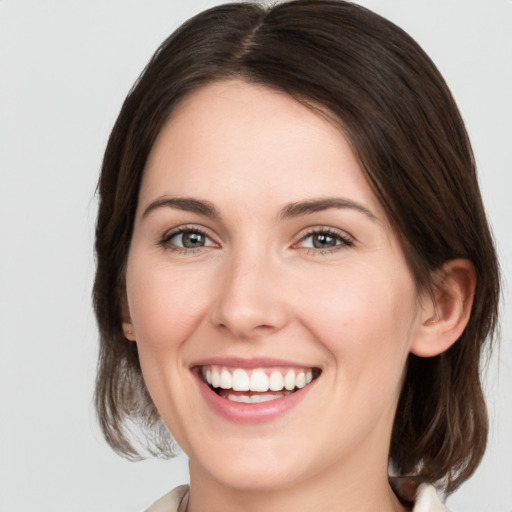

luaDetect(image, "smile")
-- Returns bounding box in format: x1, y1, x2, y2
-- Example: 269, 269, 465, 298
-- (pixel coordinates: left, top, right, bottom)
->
201, 365, 321, 403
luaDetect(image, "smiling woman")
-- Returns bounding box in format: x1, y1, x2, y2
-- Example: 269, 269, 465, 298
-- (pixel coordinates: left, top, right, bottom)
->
93, 2, 500, 512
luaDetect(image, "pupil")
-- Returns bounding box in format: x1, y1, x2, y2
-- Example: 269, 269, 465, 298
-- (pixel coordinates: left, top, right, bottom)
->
183, 232, 204, 248
313, 233, 336, 248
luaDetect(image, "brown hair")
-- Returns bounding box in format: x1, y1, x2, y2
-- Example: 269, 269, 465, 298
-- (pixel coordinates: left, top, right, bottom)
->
93, 0, 500, 494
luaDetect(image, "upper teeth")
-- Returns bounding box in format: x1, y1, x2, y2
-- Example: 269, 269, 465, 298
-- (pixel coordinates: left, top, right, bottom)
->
203, 366, 314, 392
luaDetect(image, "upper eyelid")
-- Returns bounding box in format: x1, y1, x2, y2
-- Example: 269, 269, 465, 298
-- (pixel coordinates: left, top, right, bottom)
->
162, 224, 212, 239
294, 225, 354, 242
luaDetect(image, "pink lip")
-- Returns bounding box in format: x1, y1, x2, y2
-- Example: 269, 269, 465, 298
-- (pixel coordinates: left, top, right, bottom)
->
191, 358, 319, 424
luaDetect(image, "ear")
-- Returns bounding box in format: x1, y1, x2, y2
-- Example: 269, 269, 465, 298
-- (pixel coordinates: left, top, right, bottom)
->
121, 297, 136, 342
411, 259, 476, 358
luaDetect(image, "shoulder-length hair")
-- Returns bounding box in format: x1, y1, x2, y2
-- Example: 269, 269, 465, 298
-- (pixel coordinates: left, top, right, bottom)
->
93, 0, 500, 494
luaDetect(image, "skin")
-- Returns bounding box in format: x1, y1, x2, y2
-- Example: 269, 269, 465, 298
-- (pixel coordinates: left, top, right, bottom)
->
122, 80, 474, 512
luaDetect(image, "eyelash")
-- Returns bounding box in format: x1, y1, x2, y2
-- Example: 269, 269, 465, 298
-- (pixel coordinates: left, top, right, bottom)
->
158, 226, 354, 255
159, 226, 215, 255
295, 227, 354, 255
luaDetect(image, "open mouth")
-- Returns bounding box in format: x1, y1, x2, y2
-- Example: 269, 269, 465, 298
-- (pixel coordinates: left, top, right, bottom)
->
199, 365, 321, 403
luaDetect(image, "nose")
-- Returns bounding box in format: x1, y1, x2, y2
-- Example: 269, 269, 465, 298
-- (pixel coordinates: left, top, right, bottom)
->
211, 250, 289, 340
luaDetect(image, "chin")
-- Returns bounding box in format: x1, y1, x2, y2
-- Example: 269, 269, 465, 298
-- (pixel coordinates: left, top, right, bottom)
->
197, 457, 308, 492
184, 432, 316, 492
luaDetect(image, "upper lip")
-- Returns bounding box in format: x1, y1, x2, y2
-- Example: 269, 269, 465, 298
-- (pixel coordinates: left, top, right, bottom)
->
190, 356, 317, 370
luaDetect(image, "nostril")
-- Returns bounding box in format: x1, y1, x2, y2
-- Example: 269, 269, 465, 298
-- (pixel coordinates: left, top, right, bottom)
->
214, 320, 280, 341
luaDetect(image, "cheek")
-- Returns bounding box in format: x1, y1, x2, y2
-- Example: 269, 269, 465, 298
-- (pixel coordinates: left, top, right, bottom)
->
125, 259, 212, 356
124, 259, 209, 432
297, 264, 419, 380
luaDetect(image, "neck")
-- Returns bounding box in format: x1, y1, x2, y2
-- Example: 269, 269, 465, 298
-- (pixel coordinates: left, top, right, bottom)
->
186, 459, 411, 512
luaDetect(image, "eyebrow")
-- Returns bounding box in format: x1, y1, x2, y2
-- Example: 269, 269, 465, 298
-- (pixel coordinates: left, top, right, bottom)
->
142, 197, 220, 219
141, 196, 377, 222
279, 197, 377, 221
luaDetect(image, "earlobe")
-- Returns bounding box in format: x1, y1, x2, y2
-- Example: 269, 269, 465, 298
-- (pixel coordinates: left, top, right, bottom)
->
122, 322, 136, 341
411, 259, 476, 358
121, 298, 136, 341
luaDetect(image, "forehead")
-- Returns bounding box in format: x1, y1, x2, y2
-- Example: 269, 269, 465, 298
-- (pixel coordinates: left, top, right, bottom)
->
139, 79, 385, 220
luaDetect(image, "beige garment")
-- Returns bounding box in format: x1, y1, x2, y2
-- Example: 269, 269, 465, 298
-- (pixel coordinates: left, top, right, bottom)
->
145, 485, 189, 512
145, 483, 451, 512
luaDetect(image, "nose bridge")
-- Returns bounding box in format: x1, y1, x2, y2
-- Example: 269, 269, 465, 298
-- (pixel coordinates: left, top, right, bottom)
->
212, 241, 288, 339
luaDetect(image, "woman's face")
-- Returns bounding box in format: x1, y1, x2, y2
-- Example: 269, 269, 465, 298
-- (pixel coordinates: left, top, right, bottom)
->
124, 80, 427, 491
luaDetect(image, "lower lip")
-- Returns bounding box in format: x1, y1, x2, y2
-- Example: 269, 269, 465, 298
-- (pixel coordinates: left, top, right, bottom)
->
194, 372, 316, 424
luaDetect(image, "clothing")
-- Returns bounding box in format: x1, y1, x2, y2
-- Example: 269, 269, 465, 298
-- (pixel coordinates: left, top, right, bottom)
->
413, 485, 451, 512
145, 485, 189, 512
145, 482, 451, 511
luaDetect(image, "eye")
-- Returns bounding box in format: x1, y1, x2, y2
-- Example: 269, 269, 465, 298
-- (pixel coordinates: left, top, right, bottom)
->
296, 228, 353, 252
161, 227, 217, 251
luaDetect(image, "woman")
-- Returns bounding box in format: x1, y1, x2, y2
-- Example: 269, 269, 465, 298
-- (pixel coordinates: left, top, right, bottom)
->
93, 1, 500, 511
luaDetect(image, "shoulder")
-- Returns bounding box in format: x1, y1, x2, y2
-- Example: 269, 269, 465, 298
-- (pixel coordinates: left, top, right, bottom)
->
145, 485, 189, 512
412, 484, 452, 512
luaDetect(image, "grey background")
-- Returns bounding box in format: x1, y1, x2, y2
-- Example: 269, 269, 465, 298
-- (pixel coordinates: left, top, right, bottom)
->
0, 1, 510, 511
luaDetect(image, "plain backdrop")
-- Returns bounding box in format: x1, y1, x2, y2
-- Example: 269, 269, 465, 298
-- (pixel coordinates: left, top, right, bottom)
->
0, 1, 511, 511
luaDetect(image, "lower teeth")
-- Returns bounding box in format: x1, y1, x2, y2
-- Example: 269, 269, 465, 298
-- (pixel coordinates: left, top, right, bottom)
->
225, 391, 292, 403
